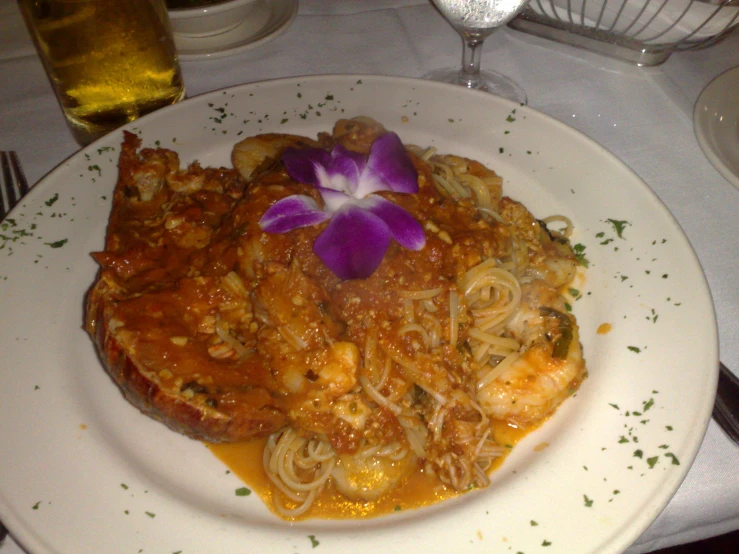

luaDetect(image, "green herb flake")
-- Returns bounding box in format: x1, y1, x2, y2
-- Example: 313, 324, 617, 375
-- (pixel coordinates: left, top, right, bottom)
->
394, 505, 402, 511
618, 436, 629, 444
530, 520, 538, 526
583, 495, 593, 507
633, 449, 643, 458
647, 456, 659, 469
145, 511, 156, 518
45, 193, 59, 207
542, 540, 552, 546
666, 425, 674, 431
627, 346, 641, 353
642, 398, 655, 411
665, 453, 681, 465
235, 487, 251, 497
44, 239, 68, 248
308, 535, 320, 548
121, 483, 129, 490
609, 403, 620, 410
32, 501, 41, 510
606, 218, 630, 238
573, 243, 589, 267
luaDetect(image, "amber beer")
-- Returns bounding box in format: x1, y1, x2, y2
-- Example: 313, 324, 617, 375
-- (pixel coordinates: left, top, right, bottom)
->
19, 0, 185, 145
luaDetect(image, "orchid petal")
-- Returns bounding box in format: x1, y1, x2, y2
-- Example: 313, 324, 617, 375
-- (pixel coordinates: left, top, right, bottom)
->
314, 204, 390, 280
317, 187, 352, 213
282, 147, 332, 186
327, 145, 366, 194
357, 196, 426, 251
314, 164, 350, 192
259, 195, 330, 234
356, 132, 418, 197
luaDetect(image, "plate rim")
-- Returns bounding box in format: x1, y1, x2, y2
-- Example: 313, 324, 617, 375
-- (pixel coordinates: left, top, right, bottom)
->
174, 0, 298, 61
693, 65, 739, 190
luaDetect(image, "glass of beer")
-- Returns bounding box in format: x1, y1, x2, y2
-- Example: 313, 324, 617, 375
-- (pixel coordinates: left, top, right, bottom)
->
18, 0, 186, 145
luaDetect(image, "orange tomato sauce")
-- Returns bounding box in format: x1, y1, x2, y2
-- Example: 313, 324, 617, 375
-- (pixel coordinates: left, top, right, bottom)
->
207, 420, 530, 520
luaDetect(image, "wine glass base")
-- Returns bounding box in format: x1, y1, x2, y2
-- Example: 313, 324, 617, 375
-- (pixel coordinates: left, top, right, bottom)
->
423, 67, 527, 104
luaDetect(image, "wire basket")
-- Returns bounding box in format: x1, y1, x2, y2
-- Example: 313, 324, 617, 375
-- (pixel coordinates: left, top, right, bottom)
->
509, 0, 739, 65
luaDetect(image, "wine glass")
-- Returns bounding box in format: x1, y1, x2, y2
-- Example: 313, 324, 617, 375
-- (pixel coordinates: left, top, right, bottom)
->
424, 0, 531, 103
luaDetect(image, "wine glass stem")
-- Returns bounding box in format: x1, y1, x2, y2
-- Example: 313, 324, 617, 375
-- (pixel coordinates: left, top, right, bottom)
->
462, 36, 484, 78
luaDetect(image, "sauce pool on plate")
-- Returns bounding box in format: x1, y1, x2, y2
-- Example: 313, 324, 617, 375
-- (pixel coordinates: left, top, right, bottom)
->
207, 420, 531, 520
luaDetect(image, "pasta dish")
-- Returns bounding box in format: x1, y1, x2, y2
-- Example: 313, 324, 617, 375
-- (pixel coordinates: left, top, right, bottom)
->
85, 117, 587, 519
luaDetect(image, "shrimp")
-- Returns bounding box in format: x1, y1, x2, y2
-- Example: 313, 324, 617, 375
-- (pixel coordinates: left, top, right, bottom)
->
231, 133, 322, 182
476, 279, 586, 427
499, 197, 579, 287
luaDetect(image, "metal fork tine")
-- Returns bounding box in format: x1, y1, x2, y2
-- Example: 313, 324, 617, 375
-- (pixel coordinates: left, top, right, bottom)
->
0, 152, 10, 221
1, 151, 29, 222
10, 151, 29, 197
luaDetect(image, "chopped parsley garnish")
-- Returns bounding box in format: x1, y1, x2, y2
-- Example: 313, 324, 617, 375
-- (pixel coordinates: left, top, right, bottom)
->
647, 456, 659, 469
44, 239, 68, 248
308, 535, 320, 548
665, 453, 681, 465
235, 487, 251, 496
45, 194, 59, 207
145, 511, 156, 518
627, 346, 641, 353
606, 218, 630, 238
573, 243, 589, 267
583, 495, 593, 507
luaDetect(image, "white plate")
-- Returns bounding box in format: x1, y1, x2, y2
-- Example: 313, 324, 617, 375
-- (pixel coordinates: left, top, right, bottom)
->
694, 66, 739, 190
174, 0, 298, 61
0, 75, 718, 554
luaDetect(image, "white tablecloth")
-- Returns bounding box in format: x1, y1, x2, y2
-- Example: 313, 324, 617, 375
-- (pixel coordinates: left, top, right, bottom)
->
1, 1, 737, 552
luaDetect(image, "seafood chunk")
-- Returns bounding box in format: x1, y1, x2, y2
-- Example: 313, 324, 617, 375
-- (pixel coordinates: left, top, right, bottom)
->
232, 133, 322, 182
476, 280, 586, 427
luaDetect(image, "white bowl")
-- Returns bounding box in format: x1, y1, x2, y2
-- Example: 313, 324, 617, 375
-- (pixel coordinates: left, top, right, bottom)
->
167, 0, 262, 38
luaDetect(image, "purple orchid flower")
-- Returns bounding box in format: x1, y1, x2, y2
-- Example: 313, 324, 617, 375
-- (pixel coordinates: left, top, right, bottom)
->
259, 132, 426, 280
